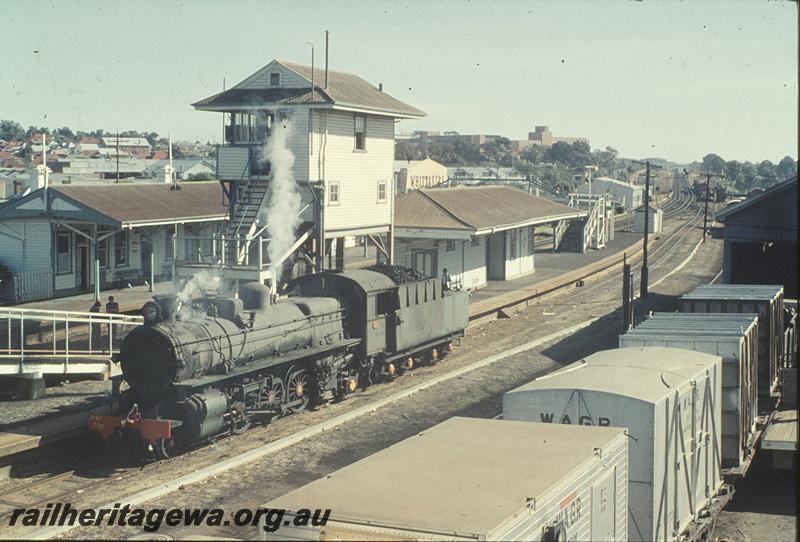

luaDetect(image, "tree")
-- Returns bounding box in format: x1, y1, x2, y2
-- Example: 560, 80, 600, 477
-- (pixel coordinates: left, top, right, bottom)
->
757, 160, 778, 187
594, 146, 618, 177
0, 120, 25, 141
740, 162, 757, 190
520, 144, 545, 164
724, 160, 741, 188
776, 156, 797, 180
395, 140, 421, 161
702, 153, 726, 174
544, 141, 573, 165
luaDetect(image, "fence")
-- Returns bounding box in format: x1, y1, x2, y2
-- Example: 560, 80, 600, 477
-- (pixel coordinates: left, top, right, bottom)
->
11, 271, 53, 303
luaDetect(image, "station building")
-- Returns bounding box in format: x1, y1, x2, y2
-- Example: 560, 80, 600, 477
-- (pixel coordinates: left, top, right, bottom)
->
394, 186, 586, 290
575, 176, 643, 211
716, 176, 797, 298
0, 182, 225, 303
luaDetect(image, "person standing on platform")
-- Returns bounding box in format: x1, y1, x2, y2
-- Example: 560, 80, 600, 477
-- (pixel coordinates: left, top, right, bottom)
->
105, 296, 120, 349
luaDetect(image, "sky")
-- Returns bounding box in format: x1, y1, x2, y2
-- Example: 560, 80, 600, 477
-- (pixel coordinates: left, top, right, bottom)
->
1, 0, 797, 164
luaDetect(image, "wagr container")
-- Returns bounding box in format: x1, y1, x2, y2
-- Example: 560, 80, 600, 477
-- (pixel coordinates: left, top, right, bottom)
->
681, 284, 784, 397
503, 347, 724, 542
620, 313, 759, 473
262, 417, 629, 541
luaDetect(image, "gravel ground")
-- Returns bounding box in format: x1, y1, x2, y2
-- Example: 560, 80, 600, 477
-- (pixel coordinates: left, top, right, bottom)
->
7, 214, 739, 541
0, 379, 112, 428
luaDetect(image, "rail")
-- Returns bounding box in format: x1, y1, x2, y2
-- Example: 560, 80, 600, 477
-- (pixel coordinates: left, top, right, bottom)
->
0, 307, 143, 375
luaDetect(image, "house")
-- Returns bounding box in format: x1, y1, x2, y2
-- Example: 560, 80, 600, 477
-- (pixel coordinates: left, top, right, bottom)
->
394, 157, 448, 193
715, 176, 797, 297
0, 183, 226, 302
394, 186, 586, 290
575, 176, 643, 211
101, 136, 152, 158
192, 58, 425, 282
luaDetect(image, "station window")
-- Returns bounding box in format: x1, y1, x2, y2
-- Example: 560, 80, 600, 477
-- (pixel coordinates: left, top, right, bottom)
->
56, 232, 71, 274
445, 240, 456, 252
97, 238, 108, 268
114, 231, 128, 266
269, 72, 280, 86
470, 236, 480, 247
329, 183, 340, 205
509, 229, 517, 259
377, 181, 387, 203
354, 115, 366, 151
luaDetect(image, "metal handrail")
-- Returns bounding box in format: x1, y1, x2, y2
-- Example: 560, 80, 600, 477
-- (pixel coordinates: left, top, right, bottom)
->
1, 307, 143, 374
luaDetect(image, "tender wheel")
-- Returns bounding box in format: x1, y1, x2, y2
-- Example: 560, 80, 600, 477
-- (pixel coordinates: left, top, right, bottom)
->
285, 367, 310, 413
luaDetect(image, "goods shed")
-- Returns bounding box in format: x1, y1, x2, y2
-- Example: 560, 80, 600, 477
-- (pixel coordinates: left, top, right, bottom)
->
716, 176, 797, 297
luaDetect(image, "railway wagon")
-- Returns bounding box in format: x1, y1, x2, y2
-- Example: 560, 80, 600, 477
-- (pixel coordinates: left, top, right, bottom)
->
620, 313, 759, 475
681, 284, 785, 397
503, 347, 725, 542
261, 418, 629, 541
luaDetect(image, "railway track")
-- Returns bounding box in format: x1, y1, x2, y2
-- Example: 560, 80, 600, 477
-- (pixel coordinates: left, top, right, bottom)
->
4, 191, 709, 539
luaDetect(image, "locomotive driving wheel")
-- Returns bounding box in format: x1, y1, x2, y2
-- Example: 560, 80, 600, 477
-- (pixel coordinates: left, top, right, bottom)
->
285, 367, 310, 413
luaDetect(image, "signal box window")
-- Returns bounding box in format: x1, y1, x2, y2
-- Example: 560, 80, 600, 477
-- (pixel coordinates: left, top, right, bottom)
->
329, 183, 340, 205
377, 181, 387, 202
354, 115, 366, 151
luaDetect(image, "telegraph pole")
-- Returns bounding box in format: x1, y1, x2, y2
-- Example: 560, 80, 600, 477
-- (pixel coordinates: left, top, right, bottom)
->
641, 161, 650, 298
702, 171, 725, 242
632, 160, 662, 298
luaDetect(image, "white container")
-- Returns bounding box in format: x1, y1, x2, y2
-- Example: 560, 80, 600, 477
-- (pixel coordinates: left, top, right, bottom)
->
503, 347, 723, 542
620, 313, 759, 474
681, 284, 784, 396
262, 417, 629, 541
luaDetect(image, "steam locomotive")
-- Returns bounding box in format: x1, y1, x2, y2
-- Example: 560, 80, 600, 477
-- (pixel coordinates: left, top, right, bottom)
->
89, 266, 469, 458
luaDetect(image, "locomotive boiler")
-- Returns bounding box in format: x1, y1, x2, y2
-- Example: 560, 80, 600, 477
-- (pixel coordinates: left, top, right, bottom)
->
89, 266, 469, 459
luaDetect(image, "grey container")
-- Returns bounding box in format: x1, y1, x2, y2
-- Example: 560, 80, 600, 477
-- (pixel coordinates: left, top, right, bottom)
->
262, 417, 629, 541
620, 313, 759, 473
503, 347, 724, 542
681, 284, 784, 396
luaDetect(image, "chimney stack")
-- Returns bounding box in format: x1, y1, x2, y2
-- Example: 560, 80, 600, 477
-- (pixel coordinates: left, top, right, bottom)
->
378, 83, 383, 92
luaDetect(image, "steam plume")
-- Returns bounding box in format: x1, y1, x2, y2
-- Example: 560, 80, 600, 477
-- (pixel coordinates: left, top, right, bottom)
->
262, 117, 302, 286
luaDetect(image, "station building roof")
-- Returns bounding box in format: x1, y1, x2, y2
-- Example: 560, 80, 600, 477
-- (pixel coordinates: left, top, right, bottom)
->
0, 182, 227, 229
395, 185, 586, 240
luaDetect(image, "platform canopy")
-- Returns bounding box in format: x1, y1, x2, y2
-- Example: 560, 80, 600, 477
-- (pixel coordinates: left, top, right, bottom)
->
394, 186, 586, 240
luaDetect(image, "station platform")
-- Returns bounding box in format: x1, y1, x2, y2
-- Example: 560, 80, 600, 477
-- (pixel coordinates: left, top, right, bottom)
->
12, 282, 178, 315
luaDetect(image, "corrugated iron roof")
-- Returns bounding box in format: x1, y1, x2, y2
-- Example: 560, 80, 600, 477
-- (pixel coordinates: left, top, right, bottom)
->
52, 182, 227, 225
193, 60, 425, 118
395, 186, 584, 232
715, 176, 797, 221
681, 284, 783, 301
